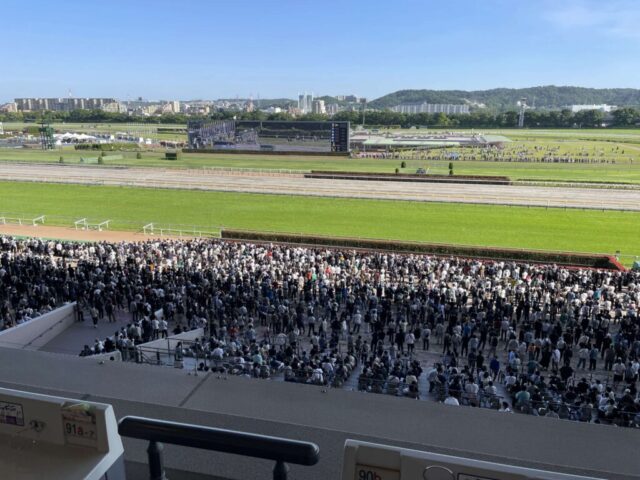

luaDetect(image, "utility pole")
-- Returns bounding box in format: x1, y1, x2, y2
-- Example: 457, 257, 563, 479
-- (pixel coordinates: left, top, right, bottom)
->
518, 97, 527, 128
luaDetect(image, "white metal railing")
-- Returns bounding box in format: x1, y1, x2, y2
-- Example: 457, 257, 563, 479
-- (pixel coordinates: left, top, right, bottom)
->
73, 218, 110, 231
199, 167, 308, 176
0, 214, 45, 226
141, 223, 220, 238
94, 220, 111, 231
158, 228, 219, 238
74, 218, 88, 230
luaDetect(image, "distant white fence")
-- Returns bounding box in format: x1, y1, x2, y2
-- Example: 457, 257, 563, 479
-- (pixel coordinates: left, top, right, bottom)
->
0, 214, 45, 226
142, 223, 220, 238
74, 218, 111, 231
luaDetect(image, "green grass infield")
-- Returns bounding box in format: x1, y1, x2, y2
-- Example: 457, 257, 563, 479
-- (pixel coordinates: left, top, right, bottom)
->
0, 181, 637, 262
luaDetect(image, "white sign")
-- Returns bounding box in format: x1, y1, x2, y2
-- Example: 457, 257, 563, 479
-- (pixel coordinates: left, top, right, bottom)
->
355, 464, 401, 480
61, 404, 98, 448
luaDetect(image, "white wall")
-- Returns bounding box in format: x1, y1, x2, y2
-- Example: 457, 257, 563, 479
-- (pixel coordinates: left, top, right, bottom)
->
136, 328, 204, 353
0, 303, 76, 350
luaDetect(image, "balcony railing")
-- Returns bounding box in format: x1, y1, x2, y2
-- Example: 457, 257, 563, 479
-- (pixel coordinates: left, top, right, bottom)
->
118, 416, 320, 480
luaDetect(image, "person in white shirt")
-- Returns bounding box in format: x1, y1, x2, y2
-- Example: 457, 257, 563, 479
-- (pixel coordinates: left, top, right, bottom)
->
464, 379, 479, 406
211, 346, 225, 368
159, 319, 168, 338
151, 318, 159, 339
311, 367, 324, 385
405, 332, 416, 354
484, 381, 498, 397
504, 372, 517, 392
444, 395, 460, 406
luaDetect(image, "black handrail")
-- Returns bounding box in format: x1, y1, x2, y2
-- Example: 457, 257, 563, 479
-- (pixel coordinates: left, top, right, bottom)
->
118, 416, 320, 480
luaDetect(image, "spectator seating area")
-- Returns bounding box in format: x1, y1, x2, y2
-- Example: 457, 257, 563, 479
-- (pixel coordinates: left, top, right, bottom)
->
1, 235, 639, 428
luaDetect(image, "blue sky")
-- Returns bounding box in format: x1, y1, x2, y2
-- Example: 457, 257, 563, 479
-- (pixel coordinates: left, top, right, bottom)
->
1, 0, 639, 102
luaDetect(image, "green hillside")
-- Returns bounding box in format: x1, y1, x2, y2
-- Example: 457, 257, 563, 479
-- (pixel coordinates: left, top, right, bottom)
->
369, 86, 640, 111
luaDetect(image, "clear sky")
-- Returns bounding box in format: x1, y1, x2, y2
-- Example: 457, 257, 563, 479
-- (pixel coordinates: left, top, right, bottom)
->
1, 0, 639, 102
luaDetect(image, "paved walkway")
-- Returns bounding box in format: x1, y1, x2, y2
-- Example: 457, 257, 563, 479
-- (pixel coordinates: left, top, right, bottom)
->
41, 310, 134, 355
40, 304, 616, 410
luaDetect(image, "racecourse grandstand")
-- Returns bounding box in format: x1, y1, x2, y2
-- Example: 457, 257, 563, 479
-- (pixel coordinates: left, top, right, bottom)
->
350, 131, 510, 152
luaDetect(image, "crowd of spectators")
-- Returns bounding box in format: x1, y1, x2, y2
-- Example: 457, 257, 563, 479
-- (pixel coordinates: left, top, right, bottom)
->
1, 234, 639, 426
419, 144, 625, 164
354, 144, 629, 164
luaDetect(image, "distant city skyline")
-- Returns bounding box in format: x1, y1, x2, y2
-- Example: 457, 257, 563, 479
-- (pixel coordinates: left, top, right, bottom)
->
2, 0, 640, 104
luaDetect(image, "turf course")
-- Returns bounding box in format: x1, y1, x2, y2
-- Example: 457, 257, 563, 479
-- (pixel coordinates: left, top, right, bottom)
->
2, 148, 640, 184
2, 127, 640, 183
0, 182, 638, 259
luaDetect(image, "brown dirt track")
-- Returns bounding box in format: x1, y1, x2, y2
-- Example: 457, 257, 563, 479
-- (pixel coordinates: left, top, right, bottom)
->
0, 224, 158, 242
2, 163, 640, 210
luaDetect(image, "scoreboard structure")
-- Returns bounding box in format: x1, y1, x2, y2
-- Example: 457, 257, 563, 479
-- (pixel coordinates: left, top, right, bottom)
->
187, 120, 350, 153
331, 121, 350, 152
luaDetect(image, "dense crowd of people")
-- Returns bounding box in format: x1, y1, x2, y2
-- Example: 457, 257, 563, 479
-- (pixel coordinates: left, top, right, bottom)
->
353, 144, 630, 164
1, 234, 639, 427
420, 144, 625, 164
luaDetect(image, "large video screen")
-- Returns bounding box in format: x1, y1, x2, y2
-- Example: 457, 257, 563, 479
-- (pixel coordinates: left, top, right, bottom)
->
187, 120, 349, 153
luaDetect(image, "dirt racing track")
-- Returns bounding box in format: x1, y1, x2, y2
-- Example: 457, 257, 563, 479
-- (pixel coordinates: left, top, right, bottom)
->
2, 163, 640, 211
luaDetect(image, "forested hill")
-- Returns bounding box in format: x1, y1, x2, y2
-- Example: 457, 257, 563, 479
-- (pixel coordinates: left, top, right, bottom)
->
369, 86, 640, 110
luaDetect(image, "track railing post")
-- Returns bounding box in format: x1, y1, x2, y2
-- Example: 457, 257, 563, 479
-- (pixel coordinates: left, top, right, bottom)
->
147, 440, 167, 480
273, 460, 289, 480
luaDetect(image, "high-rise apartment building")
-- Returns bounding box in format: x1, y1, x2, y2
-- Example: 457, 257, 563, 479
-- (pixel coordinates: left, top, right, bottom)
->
14, 97, 118, 112
391, 103, 470, 114
312, 99, 326, 115
326, 103, 341, 115
298, 93, 313, 114
0, 102, 17, 113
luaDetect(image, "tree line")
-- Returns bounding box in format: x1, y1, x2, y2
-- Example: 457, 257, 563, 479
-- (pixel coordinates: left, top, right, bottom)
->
267, 108, 638, 128
369, 86, 640, 110
1, 107, 639, 129
335, 108, 640, 128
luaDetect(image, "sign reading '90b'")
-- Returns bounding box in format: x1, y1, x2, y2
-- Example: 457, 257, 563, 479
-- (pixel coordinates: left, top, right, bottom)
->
356, 465, 401, 480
